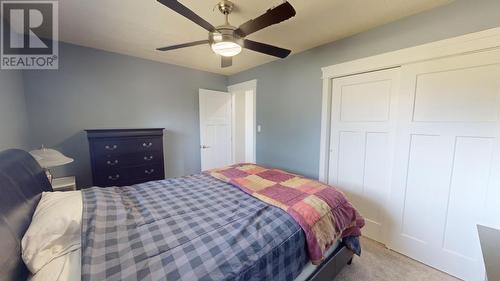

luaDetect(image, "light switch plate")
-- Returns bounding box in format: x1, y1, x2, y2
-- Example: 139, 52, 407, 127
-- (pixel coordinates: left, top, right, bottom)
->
257, 125, 262, 133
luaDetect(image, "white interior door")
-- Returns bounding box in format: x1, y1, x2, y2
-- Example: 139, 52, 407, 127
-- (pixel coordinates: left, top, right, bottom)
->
199, 89, 232, 170
328, 68, 400, 244
388, 49, 500, 281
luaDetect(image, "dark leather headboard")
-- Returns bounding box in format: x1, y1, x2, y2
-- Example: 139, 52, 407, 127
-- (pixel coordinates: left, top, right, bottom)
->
0, 149, 52, 281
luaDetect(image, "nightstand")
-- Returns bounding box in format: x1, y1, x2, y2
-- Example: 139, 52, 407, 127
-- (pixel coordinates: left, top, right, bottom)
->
51, 176, 76, 191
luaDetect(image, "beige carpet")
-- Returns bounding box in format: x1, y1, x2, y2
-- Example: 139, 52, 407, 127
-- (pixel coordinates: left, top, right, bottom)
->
335, 237, 460, 281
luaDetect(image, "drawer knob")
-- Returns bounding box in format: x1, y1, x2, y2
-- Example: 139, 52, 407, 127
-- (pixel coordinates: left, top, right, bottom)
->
105, 144, 118, 151
106, 160, 119, 166
143, 156, 154, 161
142, 142, 153, 148
144, 169, 155, 175
108, 174, 120, 180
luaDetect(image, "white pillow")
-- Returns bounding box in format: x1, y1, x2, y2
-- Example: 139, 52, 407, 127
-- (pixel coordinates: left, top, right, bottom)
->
28, 248, 81, 281
22, 191, 83, 274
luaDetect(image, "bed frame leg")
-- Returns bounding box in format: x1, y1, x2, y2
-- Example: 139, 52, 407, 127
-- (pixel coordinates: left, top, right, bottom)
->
347, 257, 353, 265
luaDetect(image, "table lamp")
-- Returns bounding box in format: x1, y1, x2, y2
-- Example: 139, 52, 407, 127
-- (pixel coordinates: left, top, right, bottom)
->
30, 145, 74, 183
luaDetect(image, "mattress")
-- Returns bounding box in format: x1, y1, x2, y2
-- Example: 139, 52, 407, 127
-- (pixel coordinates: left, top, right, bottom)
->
29, 240, 340, 281
29, 173, 351, 281
294, 240, 339, 281
81, 173, 310, 281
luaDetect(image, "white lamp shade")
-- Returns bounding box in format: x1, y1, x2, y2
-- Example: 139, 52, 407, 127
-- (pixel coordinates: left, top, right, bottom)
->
211, 41, 242, 57
30, 147, 74, 168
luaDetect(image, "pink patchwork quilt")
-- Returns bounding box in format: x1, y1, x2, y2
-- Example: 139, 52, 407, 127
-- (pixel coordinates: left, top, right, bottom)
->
208, 163, 365, 264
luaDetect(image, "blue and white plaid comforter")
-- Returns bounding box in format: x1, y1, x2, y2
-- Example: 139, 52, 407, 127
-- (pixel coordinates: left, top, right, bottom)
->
81, 173, 308, 281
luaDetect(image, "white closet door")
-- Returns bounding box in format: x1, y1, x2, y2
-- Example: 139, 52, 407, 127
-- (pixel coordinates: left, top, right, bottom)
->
389, 49, 500, 281
328, 68, 400, 244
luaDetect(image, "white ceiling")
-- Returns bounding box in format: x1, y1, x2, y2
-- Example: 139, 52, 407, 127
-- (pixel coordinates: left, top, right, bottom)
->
57, 0, 453, 75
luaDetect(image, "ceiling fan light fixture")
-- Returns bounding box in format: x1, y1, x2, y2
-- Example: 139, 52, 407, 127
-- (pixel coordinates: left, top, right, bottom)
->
211, 41, 242, 57
156, 0, 296, 67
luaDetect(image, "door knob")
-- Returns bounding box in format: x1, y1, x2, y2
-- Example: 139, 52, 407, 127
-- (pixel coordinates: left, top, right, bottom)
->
200, 145, 211, 149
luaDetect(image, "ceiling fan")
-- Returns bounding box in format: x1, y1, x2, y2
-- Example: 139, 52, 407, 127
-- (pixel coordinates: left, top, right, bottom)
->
156, 0, 296, 68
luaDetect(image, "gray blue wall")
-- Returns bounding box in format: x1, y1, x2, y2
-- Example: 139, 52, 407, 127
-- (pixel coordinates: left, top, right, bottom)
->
2, 0, 500, 186
0, 70, 30, 151
22, 43, 227, 187
228, 0, 500, 179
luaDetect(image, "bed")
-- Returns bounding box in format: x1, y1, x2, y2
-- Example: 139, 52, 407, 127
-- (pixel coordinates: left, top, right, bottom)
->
0, 149, 363, 281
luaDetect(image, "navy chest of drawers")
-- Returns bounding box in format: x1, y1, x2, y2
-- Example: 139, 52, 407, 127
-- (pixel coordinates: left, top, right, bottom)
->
86, 128, 165, 187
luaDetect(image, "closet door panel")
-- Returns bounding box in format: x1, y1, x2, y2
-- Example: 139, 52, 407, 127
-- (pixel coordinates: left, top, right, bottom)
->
336, 131, 365, 196
389, 49, 500, 281
340, 80, 392, 122
412, 65, 499, 122
401, 134, 454, 245
443, 137, 493, 258
328, 68, 400, 243
362, 132, 391, 241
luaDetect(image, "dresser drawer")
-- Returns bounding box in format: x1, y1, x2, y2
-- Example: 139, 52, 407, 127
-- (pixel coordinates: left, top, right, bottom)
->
94, 170, 127, 187
94, 164, 164, 187
92, 137, 162, 156
131, 164, 164, 181
94, 150, 163, 170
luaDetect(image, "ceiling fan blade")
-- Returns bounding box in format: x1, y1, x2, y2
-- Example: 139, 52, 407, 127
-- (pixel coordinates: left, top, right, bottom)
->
243, 39, 291, 58
235, 2, 296, 37
157, 40, 208, 51
157, 0, 215, 32
221, 56, 232, 68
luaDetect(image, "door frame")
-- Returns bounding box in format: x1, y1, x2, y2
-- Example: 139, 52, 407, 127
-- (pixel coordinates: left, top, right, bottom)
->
228, 79, 257, 164
319, 26, 500, 182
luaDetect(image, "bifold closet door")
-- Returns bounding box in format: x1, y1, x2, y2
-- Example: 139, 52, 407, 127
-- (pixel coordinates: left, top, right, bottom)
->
328, 68, 400, 244
388, 49, 500, 281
